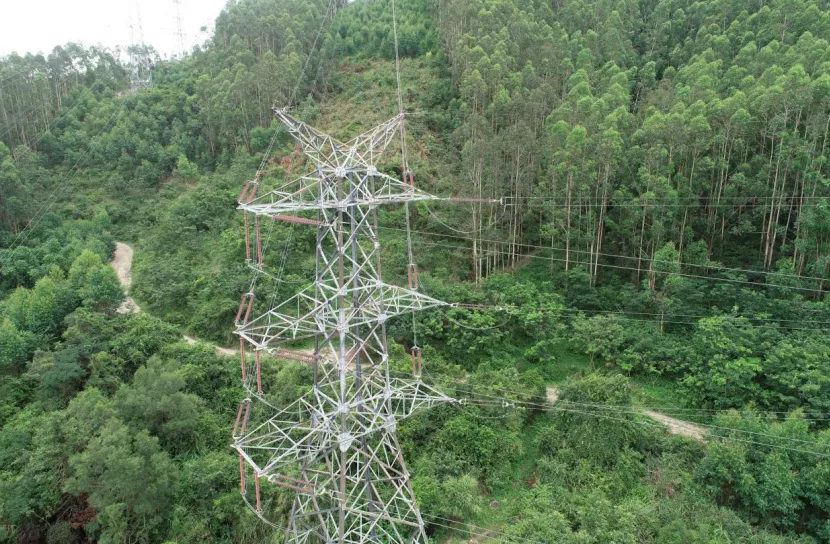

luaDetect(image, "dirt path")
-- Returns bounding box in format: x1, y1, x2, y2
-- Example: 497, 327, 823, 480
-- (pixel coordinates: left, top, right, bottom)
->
111, 242, 141, 314
545, 387, 705, 441
111, 242, 236, 358
641, 409, 705, 440
183, 335, 237, 357
110, 244, 707, 431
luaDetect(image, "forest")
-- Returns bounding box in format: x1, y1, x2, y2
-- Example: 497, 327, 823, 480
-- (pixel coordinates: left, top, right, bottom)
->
1, 0, 830, 541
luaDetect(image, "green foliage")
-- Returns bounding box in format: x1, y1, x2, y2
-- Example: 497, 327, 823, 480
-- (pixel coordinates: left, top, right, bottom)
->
553, 373, 659, 467
3, 0, 830, 541
331, 0, 438, 59
175, 154, 199, 180
682, 317, 830, 414
114, 358, 203, 453
0, 409, 64, 526
0, 319, 35, 375
65, 419, 178, 543
170, 452, 244, 542
412, 472, 483, 522
68, 250, 124, 311
505, 485, 638, 544
430, 415, 521, 485
5, 274, 76, 339
694, 411, 830, 538
107, 313, 180, 371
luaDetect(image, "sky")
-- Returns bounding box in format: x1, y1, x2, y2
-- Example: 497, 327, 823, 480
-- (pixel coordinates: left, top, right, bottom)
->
0, 0, 230, 59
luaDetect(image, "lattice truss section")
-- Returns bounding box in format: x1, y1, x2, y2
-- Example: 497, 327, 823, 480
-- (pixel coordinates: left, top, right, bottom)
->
231, 108, 455, 544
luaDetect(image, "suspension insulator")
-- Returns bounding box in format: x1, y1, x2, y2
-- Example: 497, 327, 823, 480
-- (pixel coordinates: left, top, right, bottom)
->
238, 182, 251, 203
271, 474, 316, 494
275, 474, 316, 487
277, 349, 315, 364
235, 295, 247, 325
244, 211, 251, 262
247, 183, 259, 203
273, 214, 324, 227
411, 346, 422, 376
239, 454, 246, 494
233, 401, 245, 436
407, 171, 415, 187
407, 263, 419, 290
255, 350, 262, 393
255, 216, 263, 265
243, 294, 255, 324
239, 338, 247, 381
254, 472, 262, 512
241, 399, 251, 434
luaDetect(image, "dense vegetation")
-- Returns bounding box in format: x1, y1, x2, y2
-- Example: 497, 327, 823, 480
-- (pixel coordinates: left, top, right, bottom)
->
2, 0, 830, 542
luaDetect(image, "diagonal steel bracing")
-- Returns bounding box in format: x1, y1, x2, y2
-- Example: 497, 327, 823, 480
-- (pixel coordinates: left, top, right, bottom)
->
233, 108, 454, 544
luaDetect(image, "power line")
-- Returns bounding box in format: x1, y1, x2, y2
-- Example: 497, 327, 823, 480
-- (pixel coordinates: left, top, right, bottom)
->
442, 301, 830, 331
387, 235, 828, 295
1, 108, 123, 264
380, 224, 829, 284
447, 302, 830, 328
0, 58, 55, 94
456, 392, 830, 458
0, 92, 85, 151
504, 194, 830, 204
428, 517, 545, 544
511, 195, 830, 201
544, 404, 830, 458
430, 371, 830, 421
244, 0, 337, 297
173, 0, 186, 58
376, 368, 830, 457
430, 193, 830, 210
475, 395, 830, 449
286, 0, 337, 108
0, 65, 79, 145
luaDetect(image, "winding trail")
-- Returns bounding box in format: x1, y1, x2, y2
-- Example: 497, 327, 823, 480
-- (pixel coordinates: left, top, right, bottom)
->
111, 242, 141, 314
111, 242, 236, 358
546, 386, 705, 441
642, 408, 706, 440
111, 244, 706, 436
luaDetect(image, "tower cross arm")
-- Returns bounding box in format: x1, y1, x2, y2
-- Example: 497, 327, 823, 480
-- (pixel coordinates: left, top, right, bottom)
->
235, 287, 323, 349
274, 107, 405, 170
240, 171, 439, 217
236, 284, 447, 351
233, 376, 455, 478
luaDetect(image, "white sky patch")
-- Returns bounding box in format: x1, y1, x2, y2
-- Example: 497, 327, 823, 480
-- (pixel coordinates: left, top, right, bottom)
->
0, 0, 230, 59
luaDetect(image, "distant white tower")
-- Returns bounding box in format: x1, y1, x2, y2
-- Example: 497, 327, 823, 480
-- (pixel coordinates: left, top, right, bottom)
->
173, 0, 186, 57
128, 1, 153, 92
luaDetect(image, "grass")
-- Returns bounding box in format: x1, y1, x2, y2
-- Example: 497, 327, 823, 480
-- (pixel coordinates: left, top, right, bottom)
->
630, 374, 687, 410
514, 339, 694, 417
437, 414, 557, 544
516, 340, 595, 383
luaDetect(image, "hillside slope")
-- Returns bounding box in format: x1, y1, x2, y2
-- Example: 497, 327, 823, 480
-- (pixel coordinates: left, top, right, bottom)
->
2, 0, 830, 542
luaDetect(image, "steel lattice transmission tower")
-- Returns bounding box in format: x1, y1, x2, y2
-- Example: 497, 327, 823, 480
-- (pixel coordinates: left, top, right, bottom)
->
232, 108, 456, 544
172, 0, 186, 57
127, 3, 153, 93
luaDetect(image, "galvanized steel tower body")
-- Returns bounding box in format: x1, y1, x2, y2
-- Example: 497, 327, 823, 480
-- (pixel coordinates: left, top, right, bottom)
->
233, 109, 453, 544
